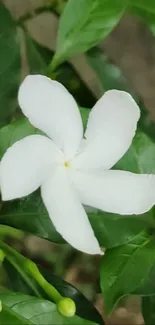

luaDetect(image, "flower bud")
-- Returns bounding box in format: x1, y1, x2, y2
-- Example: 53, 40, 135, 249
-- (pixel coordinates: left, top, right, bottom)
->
0, 301, 2, 312
57, 298, 76, 317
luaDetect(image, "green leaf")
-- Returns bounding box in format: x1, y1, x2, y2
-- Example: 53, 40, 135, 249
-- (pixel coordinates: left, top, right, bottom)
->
134, 262, 155, 295
87, 48, 129, 93
0, 292, 98, 324
0, 118, 36, 159
25, 32, 47, 74
2, 240, 103, 324
41, 268, 104, 324
116, 131, 155, 173
130, 0, 155, 14
5, 262, 104, 325
142, 296, 155, 325
53, 0, 127, 66
0, 191, 63, 244
0, 2, 21, 127
100, 231, 155, 314
130, 5, 155, 35
0, 190, 148, 248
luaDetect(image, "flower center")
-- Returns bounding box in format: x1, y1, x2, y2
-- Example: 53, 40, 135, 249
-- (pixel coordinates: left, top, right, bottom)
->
64, 160, 70, 168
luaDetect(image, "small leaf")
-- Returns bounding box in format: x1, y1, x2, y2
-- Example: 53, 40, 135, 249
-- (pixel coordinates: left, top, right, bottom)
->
0, 292, 98, 325
0, 2, 21, 127
87, 48, 129, 93
53, 0, 127, 66
100, 231, 155, 314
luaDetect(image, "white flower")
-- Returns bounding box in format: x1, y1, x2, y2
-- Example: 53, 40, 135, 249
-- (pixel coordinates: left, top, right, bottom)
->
1, 75, 155, 255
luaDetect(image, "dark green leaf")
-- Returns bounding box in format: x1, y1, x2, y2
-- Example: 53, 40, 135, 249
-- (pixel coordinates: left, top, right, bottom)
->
53, 0, 127, 65
0, 191, 64, 244
130, 0, 155, 14
44, 272, 104, 324
4, 261, 104, 324
116, 131, 155, 173
0, 2, 21, 127
130, 5, 155, 35
0, 292, 97, 324
25, 32, 47, 74
100, 231, 155, 314
142, 296, 155, 325
0, 118, 35, 159
0, 190, 149, 248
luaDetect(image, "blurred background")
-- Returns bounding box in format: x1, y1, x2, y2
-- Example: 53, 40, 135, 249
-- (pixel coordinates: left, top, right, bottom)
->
1, 0, 155, 323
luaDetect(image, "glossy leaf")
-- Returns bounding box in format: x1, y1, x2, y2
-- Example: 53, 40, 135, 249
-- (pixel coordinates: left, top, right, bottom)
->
0, 190, 149, 248
0, 191, 63, 244
5, 262, 104, 325
100, 231, 155, 314
0, 2, 21, 127
2, 241, 103, 324
0, 292, 98, 324
53, 0, 127, 66
42, 268, 104, 324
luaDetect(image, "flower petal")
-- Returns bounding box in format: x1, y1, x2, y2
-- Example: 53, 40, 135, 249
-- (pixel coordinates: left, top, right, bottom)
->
18, 75, 83, 159
0, 135, 63, 200
72, 170, 155, 214
41, 166, 102, 254
74, 90, 140, 170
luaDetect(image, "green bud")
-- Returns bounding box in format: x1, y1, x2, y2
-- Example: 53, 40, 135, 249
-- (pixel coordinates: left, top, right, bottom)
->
0, 250, 5, 264
0, 300, 2, 312
57, 298, 76, 317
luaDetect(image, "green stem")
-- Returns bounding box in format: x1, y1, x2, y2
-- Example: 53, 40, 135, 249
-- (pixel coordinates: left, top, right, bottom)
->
26, 261, 62, 303
0, 225, 24, 240
16, 4, 58, 25
0, 241, 62, 303
48, 54, 61, 75
0, 240, 41, 297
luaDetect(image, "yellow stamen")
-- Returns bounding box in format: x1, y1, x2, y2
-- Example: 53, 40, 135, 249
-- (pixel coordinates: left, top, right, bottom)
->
64, 160, 70, 168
